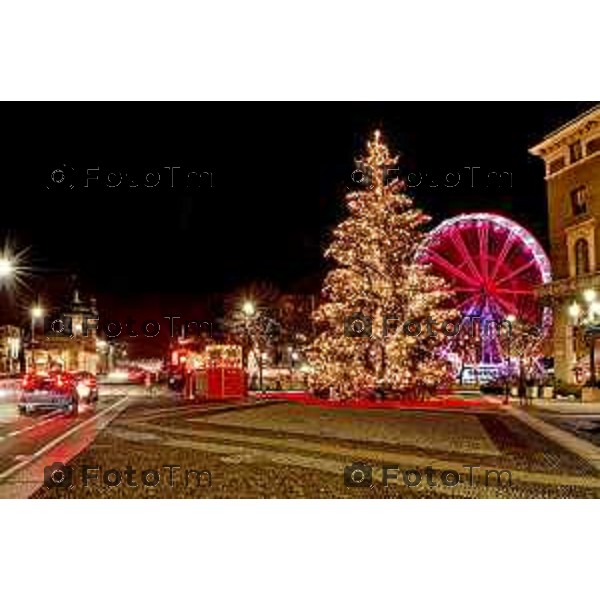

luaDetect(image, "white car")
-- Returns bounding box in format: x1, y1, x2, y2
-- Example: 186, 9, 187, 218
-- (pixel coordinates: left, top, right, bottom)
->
18, 373, 80, 416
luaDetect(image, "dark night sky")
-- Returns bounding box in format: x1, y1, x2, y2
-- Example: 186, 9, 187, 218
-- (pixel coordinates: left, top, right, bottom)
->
2, 101, 597, 329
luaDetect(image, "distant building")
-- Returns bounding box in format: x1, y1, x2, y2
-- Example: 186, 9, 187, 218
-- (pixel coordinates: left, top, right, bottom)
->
26, 290, 99, 373
530, 105, 600, 383
0, 325, 22, 375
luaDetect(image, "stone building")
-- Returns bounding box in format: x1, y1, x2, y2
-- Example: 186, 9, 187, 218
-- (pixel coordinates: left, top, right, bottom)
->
26, 290, 99, 374
0, 325, 22, 375
530, 105, 600, 384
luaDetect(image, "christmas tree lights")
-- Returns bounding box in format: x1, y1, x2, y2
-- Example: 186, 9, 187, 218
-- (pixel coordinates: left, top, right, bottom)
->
308, 131, 456, 398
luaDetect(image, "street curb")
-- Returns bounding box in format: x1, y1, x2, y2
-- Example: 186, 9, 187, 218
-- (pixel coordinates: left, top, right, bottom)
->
505, 405, 600, 474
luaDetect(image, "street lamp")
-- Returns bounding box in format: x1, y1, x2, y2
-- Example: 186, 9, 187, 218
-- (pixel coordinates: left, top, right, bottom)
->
30, 305, 43, 371
242, 300, 256, 317
590, 301, 600, 319
570, 290, 600, 386
504, 314, 517, 404
569, 302, 582, 319
0, 258, 14, 279
584, 289, 596, 304
241, 299, 264, 395
31, 305, 43, 342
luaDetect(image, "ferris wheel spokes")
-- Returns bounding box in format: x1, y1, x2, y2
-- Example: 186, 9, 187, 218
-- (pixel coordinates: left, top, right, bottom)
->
420, 212, 552, 367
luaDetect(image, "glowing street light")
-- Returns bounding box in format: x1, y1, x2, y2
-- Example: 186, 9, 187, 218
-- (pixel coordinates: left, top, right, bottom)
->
591, 302, 600, 318
572, 290, 600, 386
569, 302, 582, 319
242, 300, 256, 317
0, 258, 13, 278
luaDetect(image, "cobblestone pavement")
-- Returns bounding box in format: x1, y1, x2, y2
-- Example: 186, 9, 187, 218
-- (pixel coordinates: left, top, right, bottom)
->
31, 396, 600, 498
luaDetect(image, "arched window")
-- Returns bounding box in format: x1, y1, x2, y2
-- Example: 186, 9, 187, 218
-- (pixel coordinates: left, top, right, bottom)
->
575, 238, 590, 276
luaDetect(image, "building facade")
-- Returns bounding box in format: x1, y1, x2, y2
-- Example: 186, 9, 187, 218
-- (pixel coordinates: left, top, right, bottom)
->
27, 291, 99, 374
530, 106, 600, 384
0, 325, 22, 375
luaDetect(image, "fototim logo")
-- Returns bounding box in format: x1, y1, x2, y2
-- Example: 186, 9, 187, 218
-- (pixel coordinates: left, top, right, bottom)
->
343, 462, 513, 489
44, 462, 74, 489
43, 462, 212, 490
43, 315, 212, 339
344, 462, 373, 487
43, 315, 73, 338
344, 314, 372, 338
343, 313, 521, 340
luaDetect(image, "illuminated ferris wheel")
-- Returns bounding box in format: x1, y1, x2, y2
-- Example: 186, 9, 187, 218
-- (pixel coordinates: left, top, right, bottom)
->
419, 212, 552, 367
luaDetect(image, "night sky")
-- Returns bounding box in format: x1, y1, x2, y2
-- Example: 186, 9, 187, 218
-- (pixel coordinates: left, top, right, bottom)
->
2, 101, 597, 336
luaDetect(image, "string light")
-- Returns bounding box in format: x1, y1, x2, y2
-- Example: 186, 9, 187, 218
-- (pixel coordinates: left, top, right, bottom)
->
308, 131, 456, 397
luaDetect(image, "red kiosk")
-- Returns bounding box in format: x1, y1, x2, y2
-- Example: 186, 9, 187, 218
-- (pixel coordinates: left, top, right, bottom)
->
179, 344, 246, 400
204, 344, 246, 399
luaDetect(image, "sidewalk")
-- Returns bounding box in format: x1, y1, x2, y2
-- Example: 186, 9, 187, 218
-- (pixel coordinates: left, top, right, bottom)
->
476, 392, 600, 413
529, 400, 600, 415
503, 402, 600, 473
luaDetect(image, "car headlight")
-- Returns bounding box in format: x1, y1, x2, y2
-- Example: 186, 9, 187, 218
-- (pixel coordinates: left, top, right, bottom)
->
76, 384, 90, 398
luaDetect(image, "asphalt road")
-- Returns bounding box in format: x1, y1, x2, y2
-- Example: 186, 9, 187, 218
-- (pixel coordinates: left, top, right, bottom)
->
0, 382, 139, 498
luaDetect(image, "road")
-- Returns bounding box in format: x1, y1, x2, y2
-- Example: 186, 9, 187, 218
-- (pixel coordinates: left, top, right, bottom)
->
0, 385, 594, 498
0, 381, 135, 498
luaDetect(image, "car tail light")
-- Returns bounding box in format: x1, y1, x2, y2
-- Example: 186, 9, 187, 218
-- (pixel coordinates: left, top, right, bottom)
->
53, 373, 72, 388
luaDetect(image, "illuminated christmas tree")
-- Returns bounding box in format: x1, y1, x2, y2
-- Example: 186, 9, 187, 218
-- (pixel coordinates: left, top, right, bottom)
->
308, 131, 456, 398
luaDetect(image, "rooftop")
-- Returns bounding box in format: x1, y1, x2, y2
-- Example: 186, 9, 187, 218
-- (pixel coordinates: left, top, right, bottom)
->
529, 104, 600, 157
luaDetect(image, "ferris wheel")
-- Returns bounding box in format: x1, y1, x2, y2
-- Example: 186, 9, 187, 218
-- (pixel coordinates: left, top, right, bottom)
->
419, 212, 552, 367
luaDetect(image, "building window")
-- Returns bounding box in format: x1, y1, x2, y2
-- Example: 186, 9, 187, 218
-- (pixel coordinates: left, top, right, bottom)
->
575, 238, 590, 276
571, 186, 588, 216
548, 156, 566, 175
570, 140, 583, 163
587, 137, 600, 156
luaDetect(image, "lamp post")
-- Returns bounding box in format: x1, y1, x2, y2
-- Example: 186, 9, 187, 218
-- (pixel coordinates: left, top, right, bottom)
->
31, 305, 43, 343
30, 305, 43, 371
242, 299, 264, 395
569, 289, 600, 386
504, 314, 517, 404
242, 301, 256, 371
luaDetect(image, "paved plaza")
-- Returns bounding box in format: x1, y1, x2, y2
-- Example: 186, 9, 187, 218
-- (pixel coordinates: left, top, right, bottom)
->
23, 393, 600, 499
